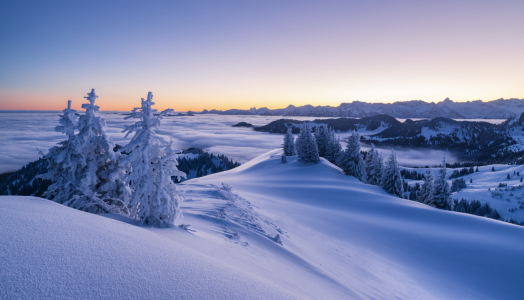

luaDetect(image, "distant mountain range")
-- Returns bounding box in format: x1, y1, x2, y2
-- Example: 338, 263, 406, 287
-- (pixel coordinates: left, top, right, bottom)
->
202, 98, 524, 119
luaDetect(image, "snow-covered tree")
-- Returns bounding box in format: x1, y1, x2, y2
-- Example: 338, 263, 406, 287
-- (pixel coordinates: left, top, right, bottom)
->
324, 129, 341, 164
117, 92, 186, 227
281, 154, 287, 163
282, 127, 296, 156
55, 100, 77, 137
431, 157, 452, 209
336, 131, 366, 181
365, 144, 381, 185
372, 149, 383, 186
296, 122, 320, 164
381, 150, 404, 197
315, 125, 329, 157
41, 90, 122, 214
418, 168, 435, 204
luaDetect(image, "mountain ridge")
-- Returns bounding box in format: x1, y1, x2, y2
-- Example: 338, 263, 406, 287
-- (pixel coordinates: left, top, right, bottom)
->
202, 98, 524, 119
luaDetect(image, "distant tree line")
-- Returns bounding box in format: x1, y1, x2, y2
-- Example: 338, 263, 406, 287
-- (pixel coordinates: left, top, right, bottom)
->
283, 122, 404, 197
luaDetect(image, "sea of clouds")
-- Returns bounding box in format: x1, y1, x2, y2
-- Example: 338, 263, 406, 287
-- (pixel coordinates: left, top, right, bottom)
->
0, 111, 463, 173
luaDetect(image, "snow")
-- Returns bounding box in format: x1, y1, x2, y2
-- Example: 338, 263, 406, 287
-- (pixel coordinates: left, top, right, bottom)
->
3, 149, 524, 299
403, 164, 524, 223
0, 196, 295, 299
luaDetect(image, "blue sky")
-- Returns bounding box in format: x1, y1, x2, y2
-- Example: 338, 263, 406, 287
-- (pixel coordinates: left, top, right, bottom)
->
1, 0, 523, 111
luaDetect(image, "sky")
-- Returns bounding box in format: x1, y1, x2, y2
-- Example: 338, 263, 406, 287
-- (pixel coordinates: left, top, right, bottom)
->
0, 0, 523, 111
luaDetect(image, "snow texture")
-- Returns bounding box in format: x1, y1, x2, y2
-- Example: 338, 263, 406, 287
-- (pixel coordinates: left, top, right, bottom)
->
3, 150, 524, 299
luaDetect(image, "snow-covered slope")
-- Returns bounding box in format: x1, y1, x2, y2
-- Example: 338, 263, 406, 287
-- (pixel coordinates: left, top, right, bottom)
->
403, 164, 524, 224
2, 150, 524, 299
0, 196, 295, 299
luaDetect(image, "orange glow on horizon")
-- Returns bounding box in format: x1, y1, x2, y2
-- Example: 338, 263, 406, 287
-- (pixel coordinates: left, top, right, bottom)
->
1, 88, 523, 112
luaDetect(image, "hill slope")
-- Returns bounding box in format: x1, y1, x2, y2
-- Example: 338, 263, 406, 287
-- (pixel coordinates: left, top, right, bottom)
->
2, 150, 524, 299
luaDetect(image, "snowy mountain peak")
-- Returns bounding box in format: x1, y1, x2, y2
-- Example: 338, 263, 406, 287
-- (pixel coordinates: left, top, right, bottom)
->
201, 98, 524, 119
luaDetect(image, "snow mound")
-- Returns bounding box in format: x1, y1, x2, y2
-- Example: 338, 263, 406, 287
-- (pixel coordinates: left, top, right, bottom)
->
0, 196, 295, 299
2, 150, 524, 299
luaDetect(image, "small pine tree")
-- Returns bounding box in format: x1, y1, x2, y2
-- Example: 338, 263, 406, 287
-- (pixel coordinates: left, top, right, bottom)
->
431, 157, 452, 209
296, 122, 320, 164
282, 127, 296, 156
381, 150, 403, 197
521, 177, 523, 183
324, 128, 341, 164
476, 166, 479, 172
336, 131, 366, 181
41, 90, 121, 214
55, 100, 77, 137
373, 150, 384, 186
314, 125, 329, 157
507, 173, 511, 180
492, 166, 495, 172
281, 154, 287, 163
419, 168, 434, 204
365, 144, 380, 185
470, 178, 473, 183
117, 92, 186, 227
518, 171, 520, 176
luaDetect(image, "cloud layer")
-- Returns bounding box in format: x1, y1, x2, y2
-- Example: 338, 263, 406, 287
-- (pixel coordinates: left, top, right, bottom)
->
0, 112, 458, 173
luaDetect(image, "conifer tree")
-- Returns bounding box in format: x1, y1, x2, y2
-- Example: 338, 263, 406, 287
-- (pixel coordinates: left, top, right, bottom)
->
282, 127, 296, 156
336, 131, 366, 181
55, 100, 77, 137
419, 168, 435, 204
116, 92, 186, 227
324, 128, 341, 163
296, 122, 320, 164
373, 149, 383, 186
281, 154, 287, 163
315, 125, 329, 157
431, 157, 452, 209
365, 144, 380, 185
42, 90, 122, 213
381, 150, 404, 197
40, 100, 79, 204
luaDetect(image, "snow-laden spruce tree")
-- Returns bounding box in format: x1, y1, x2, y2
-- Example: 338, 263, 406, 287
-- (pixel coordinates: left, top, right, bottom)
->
40, 100, 79, 204
431, 157, 451, 209
117, 92, 186, 227
315, 125, 329, 157
381, 150, 404, 197
55, 100, 78, 137
365, 144, 380, 185
296, 122, 320, 164
42, 90, 122, 213
371, 149, 383, 186
418, 168, 435, 204
336, 131, 366, 181
282, 127, 296, 156
324, 128, 341, 164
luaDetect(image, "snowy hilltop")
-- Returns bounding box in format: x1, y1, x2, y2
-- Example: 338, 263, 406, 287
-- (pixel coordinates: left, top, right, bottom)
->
2, 150, 524, 299
201, 97, 524, 119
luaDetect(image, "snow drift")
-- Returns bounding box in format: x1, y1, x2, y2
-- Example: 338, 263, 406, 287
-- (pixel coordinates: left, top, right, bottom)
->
2, 150, 524, 299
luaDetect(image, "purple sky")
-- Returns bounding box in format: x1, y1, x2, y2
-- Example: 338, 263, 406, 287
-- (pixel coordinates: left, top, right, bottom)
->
1, 0, 523, 111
